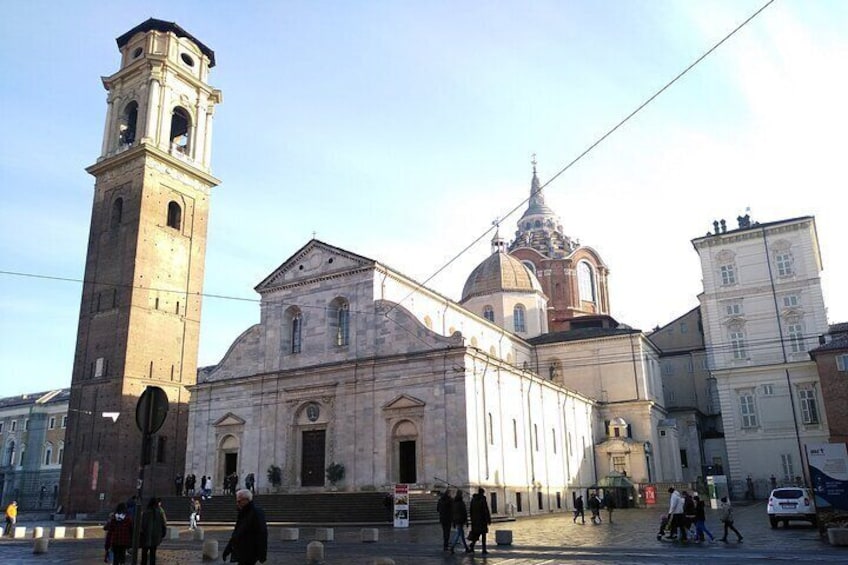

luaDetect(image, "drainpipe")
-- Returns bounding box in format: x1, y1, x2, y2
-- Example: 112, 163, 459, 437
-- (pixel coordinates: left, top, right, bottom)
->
762, 227, 806, 485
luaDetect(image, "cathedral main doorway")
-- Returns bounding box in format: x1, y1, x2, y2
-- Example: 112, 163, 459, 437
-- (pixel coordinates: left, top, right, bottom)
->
399, 440, 417, 484
301, 430, 326, 487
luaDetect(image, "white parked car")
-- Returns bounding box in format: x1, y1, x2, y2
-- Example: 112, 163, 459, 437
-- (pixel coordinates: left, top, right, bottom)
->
767, 487, 817, 528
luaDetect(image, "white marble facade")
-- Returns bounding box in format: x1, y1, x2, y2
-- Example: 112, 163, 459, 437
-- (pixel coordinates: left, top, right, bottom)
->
185, 240, 600, 514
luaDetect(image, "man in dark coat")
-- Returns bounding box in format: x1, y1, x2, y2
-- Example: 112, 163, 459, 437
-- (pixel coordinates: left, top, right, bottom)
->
223, 489, 268, 564
448, 489, 470, 554
140, 497, 167, 565
573, 494, 585, 524
468, 488, 492, 554
436, 490, 453, 551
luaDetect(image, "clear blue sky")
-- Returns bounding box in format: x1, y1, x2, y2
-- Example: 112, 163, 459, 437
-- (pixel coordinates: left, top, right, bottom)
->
1, 1, 846, 397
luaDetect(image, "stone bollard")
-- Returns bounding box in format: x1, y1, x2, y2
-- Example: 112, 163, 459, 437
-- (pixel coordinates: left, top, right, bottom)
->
32, 526, 45, 538
306, 541, 324, 563
495, 529, 513, 546
167, 526, 180, 540
33, 537, 49, 554
828, 528, 848, 546
73, 527, 85, 539
202, 538, 219, 561
52, 526, 66, 539
280, 527, 299, 541
373, 558, 395, 565
192, 527, 205, 541
361, 528, 379, 543
13, 526, 26, 539
314, 527, 334, 542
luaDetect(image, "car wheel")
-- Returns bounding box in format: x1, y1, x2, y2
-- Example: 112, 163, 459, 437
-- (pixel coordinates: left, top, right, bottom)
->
769, 516, 778, 528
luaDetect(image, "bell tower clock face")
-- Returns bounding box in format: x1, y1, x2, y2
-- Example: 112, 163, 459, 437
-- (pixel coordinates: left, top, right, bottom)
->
306, 403, 320, 422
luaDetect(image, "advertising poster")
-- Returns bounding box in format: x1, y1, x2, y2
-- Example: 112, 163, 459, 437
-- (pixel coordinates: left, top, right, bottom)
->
807, 443, 848, 511
644, 485, 657, 505
393, 483, 409, 528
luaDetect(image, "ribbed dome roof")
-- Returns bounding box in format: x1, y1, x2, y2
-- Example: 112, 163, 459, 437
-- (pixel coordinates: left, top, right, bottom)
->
461, 252, 543, 302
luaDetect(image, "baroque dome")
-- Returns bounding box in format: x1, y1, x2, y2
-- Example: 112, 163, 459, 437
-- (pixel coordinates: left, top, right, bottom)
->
461, 252, 543, 302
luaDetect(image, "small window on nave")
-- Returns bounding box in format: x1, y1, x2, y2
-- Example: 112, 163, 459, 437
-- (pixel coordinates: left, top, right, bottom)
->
483, 305, 495, 323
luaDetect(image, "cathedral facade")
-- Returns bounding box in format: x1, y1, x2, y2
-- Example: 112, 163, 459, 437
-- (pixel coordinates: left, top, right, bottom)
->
185, 170, 682, 513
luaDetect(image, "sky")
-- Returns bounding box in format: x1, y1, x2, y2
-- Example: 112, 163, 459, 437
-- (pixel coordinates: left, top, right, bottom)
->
1, 1, 846, 397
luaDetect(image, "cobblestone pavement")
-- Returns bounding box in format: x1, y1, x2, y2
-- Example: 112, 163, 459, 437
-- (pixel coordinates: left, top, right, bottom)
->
0, 502, 841, 564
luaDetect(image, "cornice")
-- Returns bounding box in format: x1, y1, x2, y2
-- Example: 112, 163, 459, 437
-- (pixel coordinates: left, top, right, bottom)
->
86, 142, 220, 187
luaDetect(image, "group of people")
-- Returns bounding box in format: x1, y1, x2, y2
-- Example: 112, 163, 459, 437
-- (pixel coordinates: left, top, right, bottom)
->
437, 487, 492, 555
174, 473, 201, 497
662, 487, 743, 543
103, 497, 167, 565
573, 491, 615, 524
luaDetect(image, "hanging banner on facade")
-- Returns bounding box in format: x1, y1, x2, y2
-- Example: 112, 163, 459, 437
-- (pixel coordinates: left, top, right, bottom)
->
393, 483, 409, 528
806, 443, 848, 511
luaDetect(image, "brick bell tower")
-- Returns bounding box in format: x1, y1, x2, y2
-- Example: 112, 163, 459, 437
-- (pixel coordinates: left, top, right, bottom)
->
59, 19, 221, 515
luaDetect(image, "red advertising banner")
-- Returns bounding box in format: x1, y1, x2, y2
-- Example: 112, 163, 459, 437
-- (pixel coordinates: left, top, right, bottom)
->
645, 485, 657, 505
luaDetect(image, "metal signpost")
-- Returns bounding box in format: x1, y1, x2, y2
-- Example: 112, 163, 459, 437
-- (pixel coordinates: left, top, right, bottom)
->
130, 386, 169, 565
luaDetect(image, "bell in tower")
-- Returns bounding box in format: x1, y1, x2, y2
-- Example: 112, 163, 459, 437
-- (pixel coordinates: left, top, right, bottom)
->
59, 19, 222, 516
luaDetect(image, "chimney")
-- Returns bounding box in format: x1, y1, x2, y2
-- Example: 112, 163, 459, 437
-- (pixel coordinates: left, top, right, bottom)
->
713, 220, 720, 235
737, 214, 751, 229
720, 219, 727, 233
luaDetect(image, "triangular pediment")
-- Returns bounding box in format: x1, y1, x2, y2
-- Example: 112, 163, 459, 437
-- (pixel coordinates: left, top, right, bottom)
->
255, 239, 377, 292
213, 412, 245, 427
383, 394, 426, 410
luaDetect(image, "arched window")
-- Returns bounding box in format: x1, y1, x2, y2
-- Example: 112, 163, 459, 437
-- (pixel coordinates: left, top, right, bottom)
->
578, 262, 596, 303
167, 201, 182, 230
291, 311, 302, 353
330, 298, 350, 347
111, 197, 123, 228
5, 441, 15, 466
18, 443, 25, 467
513, 304, 526, 333
58, 442, 64, 465
170, 107, 191, 153
483, 305, 495, 322
43, 443, 53, 466
119, 101, 138, 146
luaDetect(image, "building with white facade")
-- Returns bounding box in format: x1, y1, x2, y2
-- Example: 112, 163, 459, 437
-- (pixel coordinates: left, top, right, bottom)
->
692, 214, 830, 496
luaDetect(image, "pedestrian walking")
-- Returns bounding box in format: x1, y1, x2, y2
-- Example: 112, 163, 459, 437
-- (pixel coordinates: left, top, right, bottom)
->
667, 487, 687, 541
104, 502, 133, 565
189, 497, 201, 530
245, 473, 255, 494
436, 490, 453, 551
223, 489, 268, 565
588, 491, 602, 524
693, 495, 715, 542
174, 473, 183, 496
468, 487, 492, 554
604, 491, 616, 524
448, 489, 470, 554
718, 496, 743, 542
201, 475, 207, 496
573, 494, 585, 524
3, 500, 17, 536
139, 497, 167, 565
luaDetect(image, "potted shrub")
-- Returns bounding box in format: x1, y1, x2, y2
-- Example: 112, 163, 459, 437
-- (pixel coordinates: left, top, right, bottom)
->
326, 462, 345, 490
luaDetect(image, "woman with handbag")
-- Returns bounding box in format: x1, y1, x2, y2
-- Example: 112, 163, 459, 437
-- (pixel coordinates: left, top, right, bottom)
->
140, 497, 167, 565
